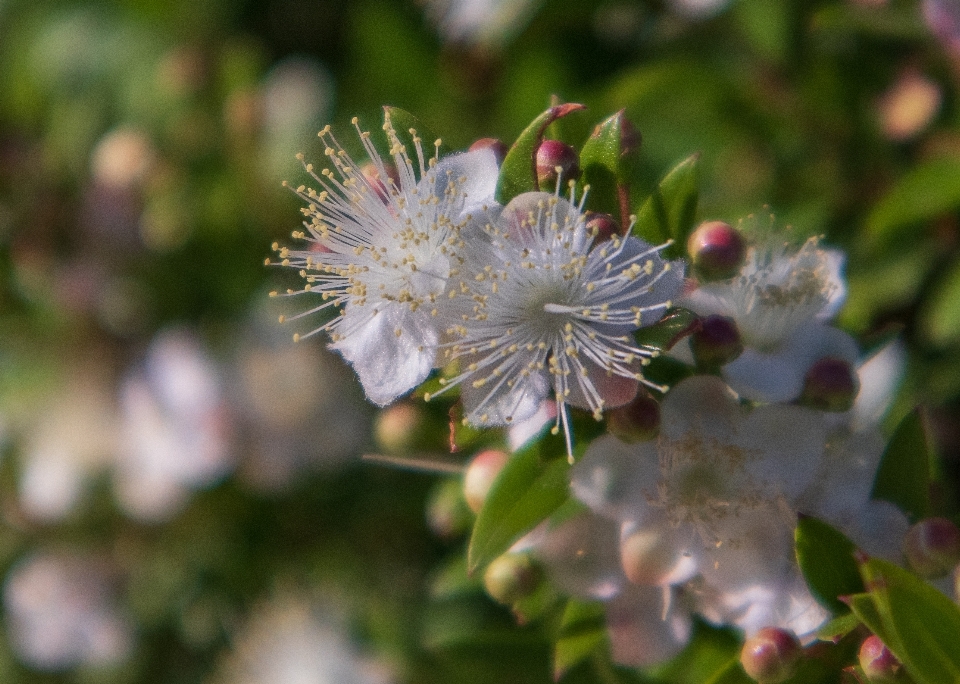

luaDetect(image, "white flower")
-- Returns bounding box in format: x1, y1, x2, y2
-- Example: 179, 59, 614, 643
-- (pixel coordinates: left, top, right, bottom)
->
4, 552, 133, 671
274, 115, 499, 406
430, 191, 683, 455
571, 376, 826, 587
683, 235, 857, 402
422, 0, 543, 46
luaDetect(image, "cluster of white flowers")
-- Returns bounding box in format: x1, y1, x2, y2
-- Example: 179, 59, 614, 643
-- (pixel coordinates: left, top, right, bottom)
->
527, 224, 911, 666
272, 115, 683, 455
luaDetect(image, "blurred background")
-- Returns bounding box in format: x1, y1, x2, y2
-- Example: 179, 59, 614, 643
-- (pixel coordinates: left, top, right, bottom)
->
0, 0, 959, 681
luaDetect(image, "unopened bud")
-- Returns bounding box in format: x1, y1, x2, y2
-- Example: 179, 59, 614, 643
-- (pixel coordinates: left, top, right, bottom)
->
687, 220, 747, 281
585, 212, 621, 243
620, 528, 677, 585
469, 137, 509, 164
426, 478, 472, 540
690, 315, 743, 368
606, 391, 660, 443
799, 357, 859, 412
858, 635, 903, 683
463, 449, 509, 514
740, 627, 802, 684
374, 402, 424, 454
904, 517, 960, 578
483, 552, 543, 605
536, 139, 580, 188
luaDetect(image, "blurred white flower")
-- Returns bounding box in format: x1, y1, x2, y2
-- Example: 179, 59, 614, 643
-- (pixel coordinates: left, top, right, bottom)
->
274, 115, 499, 407
421, 0, 543, 47
18, 364, 118, 521
924, 0, 960, 56
433, 191, 682, 455
4, 551, 133, 671
682, 235, 857, 402
667, 0, 732, 20
230, 303, 371, 490
211, 594, 392, 684
114, 328, 232, 521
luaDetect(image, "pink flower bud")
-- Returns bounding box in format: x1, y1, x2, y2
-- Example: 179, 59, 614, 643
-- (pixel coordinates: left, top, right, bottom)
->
374, 403, 424, 454
606, 391, 661, 443
463, 449, 509, 514
687, 220, 746, 281
904, 517, 960, 578
426, 478, 471, 540
740, 627, 802, 683
858, 635, 903, 683
483, 553, 543, 605
620, 528, 677, 585
468, 137, 509, 164
799, 357, 859, 412
585, 212, 621, 244
536, 139, 580, 189
359, 161, 398, 202
690, 315, 743, 368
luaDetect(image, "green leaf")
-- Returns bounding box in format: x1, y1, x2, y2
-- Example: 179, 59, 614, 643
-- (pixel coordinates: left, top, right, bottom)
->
865, 156, 960, 247
922, 257, 960, 347
633, 307, 699, 352
815, 612, 862, 643
795, 516, 864, 614
496, 102, 586, 204
870, 409, 932, 522
845, 592, 898, 651
632, 154, 700, 260
858, 557, 960, 684
553, 599, 608, 680
468, 442, 571, 574
650, 620, 744, 684
580, 110, 635, 224
382, 106, 445, 170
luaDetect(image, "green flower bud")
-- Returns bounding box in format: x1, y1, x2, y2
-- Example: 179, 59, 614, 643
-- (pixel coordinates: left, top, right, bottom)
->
483, 553, 543, 606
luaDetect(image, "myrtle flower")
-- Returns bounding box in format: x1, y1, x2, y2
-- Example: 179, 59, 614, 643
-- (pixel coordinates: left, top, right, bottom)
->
429, 191, 683, 454
571, 376, 826, 590
683, 234, 858, 402
272, 115, 499, 406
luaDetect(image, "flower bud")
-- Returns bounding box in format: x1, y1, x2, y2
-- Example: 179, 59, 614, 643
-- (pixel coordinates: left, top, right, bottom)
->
799, 357, 859, 412
483, 552, 543, 606
536, 139, 580, 188
687, 220, 746, 281
904, 517, 960, 578
426, 478, 472, 540
468, 137, 509, 164
374, 403, 424, 454
690, 315, 743, 369
585, 212, 621, 244
740, 627, 802, 683
463, 449, 509, 514
620, 528, 678, 585
606, 391, 661, 443
858, 635, 903, 683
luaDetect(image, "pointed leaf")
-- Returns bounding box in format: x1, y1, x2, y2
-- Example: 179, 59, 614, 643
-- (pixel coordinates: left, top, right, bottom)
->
468, 442, 571, 574
496, 103, 586, 204
859, 557, 960, 684
632, 154, 700, 259
633, 307, 699, 351
580, 110, 637, 224
795, 516, 864, 614
553, 599, 608, 680
871, 409, 932, 522
815, 612, 862, 643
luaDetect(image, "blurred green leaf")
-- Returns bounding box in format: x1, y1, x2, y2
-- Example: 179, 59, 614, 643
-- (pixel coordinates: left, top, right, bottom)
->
922, 257, 960, 347
633, 307, 699, 352
632, 154, 700, 260
865, 157, 960, 247
815, 612, 861, 643
795, 516, 864, 614
870, 409, 932, 522
651, 620, 746, 684
383, 105, 446, 163
580, 110, 632, 224
554, 599, 608, 680
811, 4, 927, 40
468, 442, 570, 574
858, 557, 960, 684
496, 103, 586, 204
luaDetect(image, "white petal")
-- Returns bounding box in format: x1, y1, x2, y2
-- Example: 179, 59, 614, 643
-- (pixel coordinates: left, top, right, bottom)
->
331, 304, 438, 406
460, 361, 549, 427
563, 359, 639, 413
741, 404, 826, 499
428, 148, 500, 214
660, 375, 741, 442
852, 340, 905, 431
571, 435, 660, 523
606, 584, 692, 667
535, 511, 625, 599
